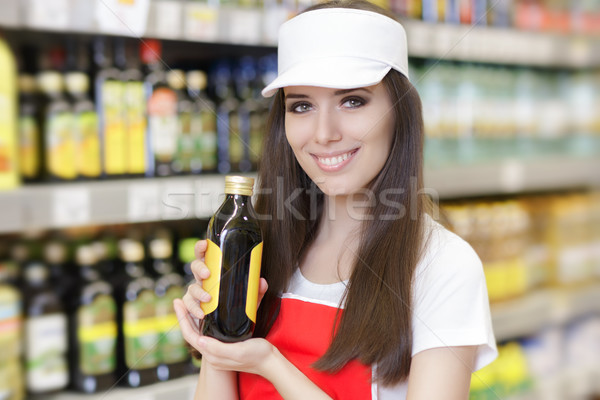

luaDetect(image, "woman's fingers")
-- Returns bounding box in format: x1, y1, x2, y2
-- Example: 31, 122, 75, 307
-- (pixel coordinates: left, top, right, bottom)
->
257, 278, 268, 306
194, 239, 207, 260
183, 289, 205, 319
173, 299, 201, 348
190, 259, 211, 282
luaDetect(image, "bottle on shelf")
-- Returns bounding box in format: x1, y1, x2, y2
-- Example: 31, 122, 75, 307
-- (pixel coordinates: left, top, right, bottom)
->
37, 69, 77, 182
68, 244, 118, 393
120, 39, 148, 178
166, 69, 189, 175
115, 239, 160, 387
17, 73, 42, 183
93, 37, 127, 179
0, 258, 24, 400
148, 235, 189, 381
0, 35, 20, 190
236, 57, 266, 171
43, 240, 75, 305
202, 175, 263, 342
22, 262, 69, 397
186, 70, 217, 173
142, 39, 179, 177
213, 61, 241, 174
65, 71, 102, 180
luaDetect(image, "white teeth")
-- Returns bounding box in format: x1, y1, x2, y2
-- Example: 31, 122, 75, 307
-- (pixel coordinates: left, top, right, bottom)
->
318, 151, 354, 166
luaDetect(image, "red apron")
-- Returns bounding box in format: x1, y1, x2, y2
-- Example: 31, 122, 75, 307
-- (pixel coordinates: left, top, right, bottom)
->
239, 295, 373, 399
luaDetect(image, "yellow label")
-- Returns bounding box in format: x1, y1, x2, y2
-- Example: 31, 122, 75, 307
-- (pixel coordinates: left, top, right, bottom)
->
201, 239, 222, 316
245, 242, 263, 323
78, 321, 118, 343
125, 81, 147, 174
77, 111, 101, 178
19, 116, 40, 178
123, 317, 159, 338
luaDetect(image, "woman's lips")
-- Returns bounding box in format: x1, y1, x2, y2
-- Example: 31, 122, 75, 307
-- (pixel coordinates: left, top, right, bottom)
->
312, 148, 359, 172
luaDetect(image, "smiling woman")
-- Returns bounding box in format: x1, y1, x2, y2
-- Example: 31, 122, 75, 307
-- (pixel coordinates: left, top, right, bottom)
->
173, 1, 498, 399
283, 84, 394, 196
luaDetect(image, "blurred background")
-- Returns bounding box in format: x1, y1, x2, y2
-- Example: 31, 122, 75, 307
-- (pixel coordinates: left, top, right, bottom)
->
0, 0, 598, 399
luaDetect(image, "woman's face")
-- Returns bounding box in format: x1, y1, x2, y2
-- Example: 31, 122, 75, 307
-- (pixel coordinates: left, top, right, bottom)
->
283, 83, 395, 196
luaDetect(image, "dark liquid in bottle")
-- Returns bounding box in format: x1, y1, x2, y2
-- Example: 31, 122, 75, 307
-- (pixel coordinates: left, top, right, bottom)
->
202, 193, 262, 342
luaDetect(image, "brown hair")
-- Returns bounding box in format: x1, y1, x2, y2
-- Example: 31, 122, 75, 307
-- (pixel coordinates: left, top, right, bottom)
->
254, 0, 428, 386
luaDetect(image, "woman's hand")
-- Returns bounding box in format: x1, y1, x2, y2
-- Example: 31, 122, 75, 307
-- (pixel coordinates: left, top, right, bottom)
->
173, 239, 268, 358
196, 336, 276, 376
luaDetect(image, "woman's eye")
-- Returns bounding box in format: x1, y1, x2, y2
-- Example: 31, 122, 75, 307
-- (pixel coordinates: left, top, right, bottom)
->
341, 97, 364, 109
288, 102, 312, 113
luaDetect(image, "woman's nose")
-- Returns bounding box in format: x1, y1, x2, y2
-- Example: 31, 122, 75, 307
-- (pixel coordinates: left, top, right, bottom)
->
313, 109, 342, 144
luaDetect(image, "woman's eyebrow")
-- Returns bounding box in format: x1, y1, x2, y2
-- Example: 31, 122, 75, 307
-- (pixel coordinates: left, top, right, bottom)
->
284, 94, 309, 101
333, 88, 372, 96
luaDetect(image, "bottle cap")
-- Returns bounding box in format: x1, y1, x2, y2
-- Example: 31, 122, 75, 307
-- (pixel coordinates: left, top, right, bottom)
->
76, 244, 98, 266
187, 70, 207, 91
140, 39, 162, 65
37, 71, 64, 94
224, 175, 254, 196
178, 238, 199, 263
64, 71, 89, 94
119, 239, 145, 263
167, 69, 186, 90
149, 238, 172, 259
24, 262, 49, 283
43, 241, 67, 264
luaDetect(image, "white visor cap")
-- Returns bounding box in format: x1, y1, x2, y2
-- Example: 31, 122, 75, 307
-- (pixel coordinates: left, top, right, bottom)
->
261, 8, 409, 98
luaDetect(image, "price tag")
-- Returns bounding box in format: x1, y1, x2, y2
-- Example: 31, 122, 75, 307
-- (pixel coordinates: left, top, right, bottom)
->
150, 0, 183, 39
183, 2, 219, 41
26, 0, 70, 30
127, 183, 160, 222
161, 181, 195, 220
95, 0, 151, 37
52, 187, 90, 227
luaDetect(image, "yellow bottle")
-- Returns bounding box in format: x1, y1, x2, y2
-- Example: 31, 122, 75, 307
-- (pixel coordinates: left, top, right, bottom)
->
0, 35, 20, 190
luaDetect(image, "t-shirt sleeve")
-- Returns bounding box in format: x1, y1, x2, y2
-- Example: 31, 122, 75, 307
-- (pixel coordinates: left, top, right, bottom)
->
411, 227, 498, 371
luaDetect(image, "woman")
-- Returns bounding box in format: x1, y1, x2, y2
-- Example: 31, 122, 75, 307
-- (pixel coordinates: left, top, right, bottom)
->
173, 1, 497, 398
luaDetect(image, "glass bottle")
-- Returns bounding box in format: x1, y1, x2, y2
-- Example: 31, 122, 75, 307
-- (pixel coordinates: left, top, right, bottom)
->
115, 239, 160, 387
23, 262, 69, 397
37, 70, 77, 181
149, 237, 189, 381
69, 244, 118, 393
17, 73, 42, 183
65, 71, 101, 180
142, 39, 178, 177
202, 176, 263, 342
187, 70, 217, 173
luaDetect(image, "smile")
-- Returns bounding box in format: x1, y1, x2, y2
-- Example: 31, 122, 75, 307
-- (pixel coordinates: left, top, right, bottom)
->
312, 148, 359, 171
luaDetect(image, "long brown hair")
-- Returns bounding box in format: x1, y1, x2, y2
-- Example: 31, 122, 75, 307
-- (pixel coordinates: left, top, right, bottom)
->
254, 0, 428, 386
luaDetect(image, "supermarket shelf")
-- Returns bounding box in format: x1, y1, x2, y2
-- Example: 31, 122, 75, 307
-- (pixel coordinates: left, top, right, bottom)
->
0, 156, 599, 234
491, 283, 600, 342
46, 375, 197, 400
0, 174, 229, 234
402, 19, 600, 68
424, 156, 600, 199
1, 2, 599, 68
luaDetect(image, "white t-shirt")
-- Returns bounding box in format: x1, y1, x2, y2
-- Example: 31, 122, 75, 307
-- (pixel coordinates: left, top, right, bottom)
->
285, 217, 498, 399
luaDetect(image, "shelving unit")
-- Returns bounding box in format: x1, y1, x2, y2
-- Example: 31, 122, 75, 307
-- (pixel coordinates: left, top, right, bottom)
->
46, 375, 197, 400
1, 2, 599, 400
2, 5, 600, 67
491, 283, 600, 342
1, 156, 598, 234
